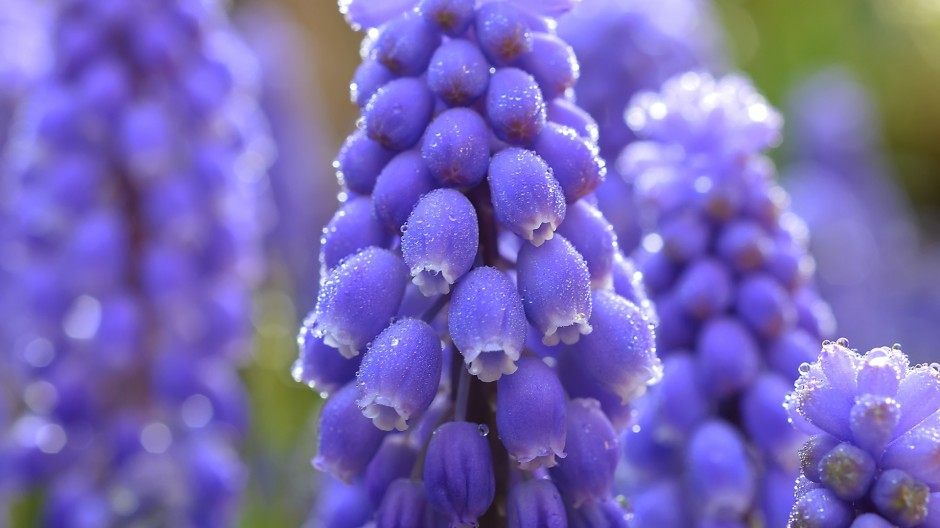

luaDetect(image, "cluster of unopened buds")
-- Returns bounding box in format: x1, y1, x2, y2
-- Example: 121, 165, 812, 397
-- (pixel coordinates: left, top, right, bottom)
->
293, 0, 663, 525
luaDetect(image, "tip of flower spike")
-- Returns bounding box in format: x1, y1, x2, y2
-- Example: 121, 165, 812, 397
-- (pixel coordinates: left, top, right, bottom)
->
625, 71, 783, 157
338, 0, 418, 31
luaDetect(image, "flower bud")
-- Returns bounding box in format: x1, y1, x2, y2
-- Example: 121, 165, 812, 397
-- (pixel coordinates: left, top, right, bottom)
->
421, 108, 490, 187
696, 317, 760, 399
418, 0, 475, 36
532, 124, 605, 203
818, 442, 877, 501
320, 197, 390, 270
336, 129, 394, 195
376, 479, 432, 528
314, 382, 387, 483
514, 33, 577, 100
474, 2, 532, 66
372, 150, 437, 233
506, 479, 566, 528
735, 273, 795, 339
554, 200, 616, 289
516, 235, 591, 346
423, 421, 495, 526
365, 77, 435, 151
496, 357, 566, 469
365, 435, 421, 507
486, 67, 546, 146
448, 266, 526, 381
313, 247, 408, 358
790, 488, 854, 528
357, 319, 443, 431
427, 39, 489, 106
372, 13, 440, 76
870, 469, 930, 528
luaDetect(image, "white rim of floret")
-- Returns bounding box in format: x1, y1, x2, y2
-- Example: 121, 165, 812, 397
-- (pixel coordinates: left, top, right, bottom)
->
359, 394, 410, 432
522, 216, 561, 247
462, 343, 522, 383
611, 357, 664, 405
410, 264, 457, 297
514, 443, 567, 471
312, 454, 355, 484
318, 326, 361, 359
541, 314, 592, 346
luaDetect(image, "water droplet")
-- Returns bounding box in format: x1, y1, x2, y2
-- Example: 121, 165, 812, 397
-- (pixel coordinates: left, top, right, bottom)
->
631, 424, 641, 434
822, 340, 831, 347
799, 362, 811, 374
836, 337, 849, 347
892, 343, 903, 350
478, 424, 489, 437
930, 363, 940, 374
390, 338, 400, 346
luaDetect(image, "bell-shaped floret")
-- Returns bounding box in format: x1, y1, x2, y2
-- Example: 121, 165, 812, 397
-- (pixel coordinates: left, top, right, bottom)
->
313, 247, 408, 358
401, 188, 479, 296
496, 357, 567, 469
423, 421, 495, 526
686, 421, 756, 519
313, 382, 387, 483
549, 398, 619, 508
516, 235, 591, 346
573, 290, 660, 403
293, 314, 361, 395
357, 319, 443, 431
488, 148, 566, 246
448, 266, 526, 381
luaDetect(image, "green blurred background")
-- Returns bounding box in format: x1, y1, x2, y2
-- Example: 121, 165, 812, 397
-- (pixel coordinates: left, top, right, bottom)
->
234, 0, 940, 525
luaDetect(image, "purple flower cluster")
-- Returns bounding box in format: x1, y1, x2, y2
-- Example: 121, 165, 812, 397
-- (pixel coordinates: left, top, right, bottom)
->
558, 0, 722, 253
1, 0, 269, 524
618, 72, 835, 528
787, 341, 940, 528
294, 0, 662, 525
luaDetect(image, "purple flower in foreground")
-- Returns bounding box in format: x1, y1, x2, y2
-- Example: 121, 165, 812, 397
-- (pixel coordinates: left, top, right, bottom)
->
787, 341, 940, 528
298, 1, 660, 524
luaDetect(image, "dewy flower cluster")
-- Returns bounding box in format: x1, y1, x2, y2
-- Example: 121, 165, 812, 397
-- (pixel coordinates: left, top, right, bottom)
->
293, 0, 662, 525
787, 342, 940, 528
617, 72, 836, 528
1, 0, 269, 524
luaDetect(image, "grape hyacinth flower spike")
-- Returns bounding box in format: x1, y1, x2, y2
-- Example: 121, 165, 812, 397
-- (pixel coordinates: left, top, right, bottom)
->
787, 341, 940, 528
619, 72, 834, 528
1, 0, 270, 524
297, 1, 661, 525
